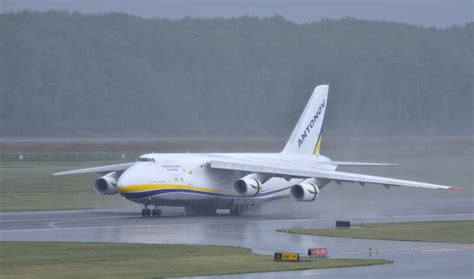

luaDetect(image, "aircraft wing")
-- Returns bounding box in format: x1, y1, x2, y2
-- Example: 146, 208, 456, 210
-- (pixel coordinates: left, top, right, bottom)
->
327, 161, 398, 167
210, 158, 460, 190
53, 162, 135, 176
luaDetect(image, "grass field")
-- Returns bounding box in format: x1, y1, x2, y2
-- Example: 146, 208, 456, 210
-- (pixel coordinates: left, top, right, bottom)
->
278, 220, 474, 243
0, 153, 132, 211
0, 242, 391, 278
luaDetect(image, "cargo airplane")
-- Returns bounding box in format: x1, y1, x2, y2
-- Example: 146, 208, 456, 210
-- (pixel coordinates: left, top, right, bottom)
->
54, 85, 462, 217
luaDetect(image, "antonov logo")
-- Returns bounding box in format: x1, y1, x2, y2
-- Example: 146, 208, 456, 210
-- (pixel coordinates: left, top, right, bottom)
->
298, 99, 326, 147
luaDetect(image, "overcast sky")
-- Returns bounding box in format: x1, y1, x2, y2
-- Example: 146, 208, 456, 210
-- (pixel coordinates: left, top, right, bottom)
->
1, 0, 472, 27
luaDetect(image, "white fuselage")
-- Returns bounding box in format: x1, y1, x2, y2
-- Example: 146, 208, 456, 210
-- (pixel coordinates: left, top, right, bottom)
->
116, 153, 336, 209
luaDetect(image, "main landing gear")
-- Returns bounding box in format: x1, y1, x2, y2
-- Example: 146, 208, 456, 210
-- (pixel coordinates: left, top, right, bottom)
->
141, 207, 162, 217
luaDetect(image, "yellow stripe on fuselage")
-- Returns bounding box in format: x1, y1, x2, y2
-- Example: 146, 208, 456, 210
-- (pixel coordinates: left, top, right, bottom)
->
118, 184, 222, 193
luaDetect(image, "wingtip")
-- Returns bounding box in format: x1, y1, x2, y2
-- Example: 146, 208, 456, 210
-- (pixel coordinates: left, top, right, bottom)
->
448, 186, 464, 191
389, 163, 399, 167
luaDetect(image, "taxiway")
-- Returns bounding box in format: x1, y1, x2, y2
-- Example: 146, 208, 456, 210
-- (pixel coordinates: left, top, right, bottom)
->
1, 206, 473, 278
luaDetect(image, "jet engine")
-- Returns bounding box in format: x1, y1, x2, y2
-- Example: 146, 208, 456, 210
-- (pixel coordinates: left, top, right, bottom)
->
234, 174, 262, 197
290, 179, 320, 202
94, 172, 118, 195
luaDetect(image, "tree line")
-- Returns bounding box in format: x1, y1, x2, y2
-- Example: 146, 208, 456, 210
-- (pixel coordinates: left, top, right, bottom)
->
0, 11, 472, 138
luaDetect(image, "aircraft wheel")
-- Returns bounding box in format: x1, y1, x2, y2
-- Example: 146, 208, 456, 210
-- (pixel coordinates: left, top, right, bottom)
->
141, 208, 147, 217
152, 209, 162, 217
145, 208, 151, 217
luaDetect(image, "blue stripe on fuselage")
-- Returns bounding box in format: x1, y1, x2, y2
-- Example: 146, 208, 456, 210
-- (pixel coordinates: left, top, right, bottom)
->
120, 187, 289, 200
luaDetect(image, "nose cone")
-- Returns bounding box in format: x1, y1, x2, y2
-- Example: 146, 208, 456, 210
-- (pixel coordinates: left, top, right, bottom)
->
117, 163, 157, 200
117, 163, 154, 190
117, 164, 140, 188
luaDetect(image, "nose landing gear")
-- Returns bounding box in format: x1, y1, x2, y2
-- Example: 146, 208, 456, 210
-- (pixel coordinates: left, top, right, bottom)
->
141, 207, 161, 217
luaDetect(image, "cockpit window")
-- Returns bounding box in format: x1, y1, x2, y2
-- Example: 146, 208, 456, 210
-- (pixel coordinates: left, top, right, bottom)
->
137, 157, 155, 162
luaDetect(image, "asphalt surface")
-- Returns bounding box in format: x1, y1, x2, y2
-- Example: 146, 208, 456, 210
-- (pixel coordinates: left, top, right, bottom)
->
1, 204, 473, 279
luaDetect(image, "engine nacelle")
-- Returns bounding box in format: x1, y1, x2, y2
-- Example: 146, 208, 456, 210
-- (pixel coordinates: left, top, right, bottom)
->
234, 174, 262, 197
94, 172, 118, 195
290, 179, 320, 202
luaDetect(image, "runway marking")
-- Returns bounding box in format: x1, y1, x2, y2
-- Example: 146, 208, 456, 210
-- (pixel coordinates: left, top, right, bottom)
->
47, 221, 57, 228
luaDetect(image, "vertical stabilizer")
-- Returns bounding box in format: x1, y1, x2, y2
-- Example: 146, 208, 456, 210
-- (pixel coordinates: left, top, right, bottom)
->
282, 85, 328, 155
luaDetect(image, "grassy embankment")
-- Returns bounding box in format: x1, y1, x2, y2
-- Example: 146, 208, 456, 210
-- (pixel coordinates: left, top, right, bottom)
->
278, 220, 474, 243
0, 242, 391, 278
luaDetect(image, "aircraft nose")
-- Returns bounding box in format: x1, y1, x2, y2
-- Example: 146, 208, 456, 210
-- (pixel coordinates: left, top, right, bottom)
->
117, 163, 159, 200
117, 163, 145, 190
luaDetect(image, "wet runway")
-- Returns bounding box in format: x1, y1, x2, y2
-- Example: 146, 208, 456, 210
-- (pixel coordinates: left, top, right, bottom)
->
1, 205, 473, 278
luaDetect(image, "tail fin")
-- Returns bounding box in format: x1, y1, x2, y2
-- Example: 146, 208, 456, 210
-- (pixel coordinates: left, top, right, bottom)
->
282, 85, 328, 155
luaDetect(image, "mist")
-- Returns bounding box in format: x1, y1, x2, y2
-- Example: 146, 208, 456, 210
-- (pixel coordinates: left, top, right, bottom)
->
0, 12, 472, 139
2, 0, 472, 28
0, 4, 472, 217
